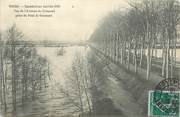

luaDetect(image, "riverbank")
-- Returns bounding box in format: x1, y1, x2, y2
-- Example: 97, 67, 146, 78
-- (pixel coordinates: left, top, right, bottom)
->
89, 48, 169, 117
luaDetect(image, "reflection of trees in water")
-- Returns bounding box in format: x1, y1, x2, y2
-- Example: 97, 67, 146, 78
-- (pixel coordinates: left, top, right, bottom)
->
0, 25, 51, 116
60, 51, 122, 117
61, 52, 94, 116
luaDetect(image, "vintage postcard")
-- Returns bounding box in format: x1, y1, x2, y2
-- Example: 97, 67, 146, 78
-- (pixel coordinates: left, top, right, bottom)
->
0, 0, 180, 117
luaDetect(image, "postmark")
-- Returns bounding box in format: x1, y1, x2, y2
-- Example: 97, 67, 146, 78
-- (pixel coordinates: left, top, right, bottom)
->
148, 78, 180, 117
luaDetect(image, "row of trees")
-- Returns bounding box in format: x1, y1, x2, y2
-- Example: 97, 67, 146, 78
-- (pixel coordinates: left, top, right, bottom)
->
89, 0, 180, 79
0, 25, 51, 115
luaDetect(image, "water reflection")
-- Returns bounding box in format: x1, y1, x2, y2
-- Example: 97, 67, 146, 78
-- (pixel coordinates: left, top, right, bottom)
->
28, 46, 87, 116
37, 46, 88, 84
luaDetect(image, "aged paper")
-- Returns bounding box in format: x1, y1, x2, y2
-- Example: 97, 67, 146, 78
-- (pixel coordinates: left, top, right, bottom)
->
0, 0, 180, 117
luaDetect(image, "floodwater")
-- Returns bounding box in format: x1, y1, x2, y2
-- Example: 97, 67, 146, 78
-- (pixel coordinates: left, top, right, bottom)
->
6, 46, 88, 117
1, 47, 180, 117
37, 46, 87, 85
29, 46, 88, 117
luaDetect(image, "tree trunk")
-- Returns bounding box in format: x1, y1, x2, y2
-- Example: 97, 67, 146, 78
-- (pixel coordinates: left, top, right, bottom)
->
121, 42, 123, 64
174, 31, 177, 68
22, 56, 26, 105
11, 39, 16, 114
166, 39, 170, 79
147, 45, 150, 80
114, 34, 117, 63
4, 60, 8, 113
149, 38, 155, 73
47, 63, 51, 80
162, 40, 166, 77
1, 50, 7, 112
117, 34, 119, 63
134, 42, 137, 73
170, 47, 173, 78
127, 43, 130, 70
0, 49, 3, 110
133, 45, 135, 65
108, 37, 110, 58
139, 44, 143, 67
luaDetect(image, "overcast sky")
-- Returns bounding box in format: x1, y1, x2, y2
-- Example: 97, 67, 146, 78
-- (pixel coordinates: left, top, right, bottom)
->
0, 0, 129, 42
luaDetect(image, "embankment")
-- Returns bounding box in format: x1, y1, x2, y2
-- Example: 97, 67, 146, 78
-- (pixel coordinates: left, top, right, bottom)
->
90, 48, 165, 117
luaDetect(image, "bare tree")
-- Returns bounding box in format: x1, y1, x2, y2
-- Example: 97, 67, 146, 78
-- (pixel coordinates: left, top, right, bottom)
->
89, 0, 180, 80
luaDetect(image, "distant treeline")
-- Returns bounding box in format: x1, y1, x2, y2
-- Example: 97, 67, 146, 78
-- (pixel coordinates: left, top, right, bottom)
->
89, 0, 180, 79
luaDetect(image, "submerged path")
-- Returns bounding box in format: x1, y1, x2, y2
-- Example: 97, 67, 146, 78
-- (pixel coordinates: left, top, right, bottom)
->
89, 47, 169, 117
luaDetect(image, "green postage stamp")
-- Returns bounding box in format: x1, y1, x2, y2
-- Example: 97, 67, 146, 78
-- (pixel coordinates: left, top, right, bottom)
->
148, 91, 179, 117
148, 78, 180, 117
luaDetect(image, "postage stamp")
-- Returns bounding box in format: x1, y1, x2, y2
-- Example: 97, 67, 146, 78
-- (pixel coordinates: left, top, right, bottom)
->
148, 78, 180, 117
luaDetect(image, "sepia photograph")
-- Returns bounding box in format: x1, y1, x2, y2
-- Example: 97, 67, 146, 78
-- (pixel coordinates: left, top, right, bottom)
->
0, 0, 180, 117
